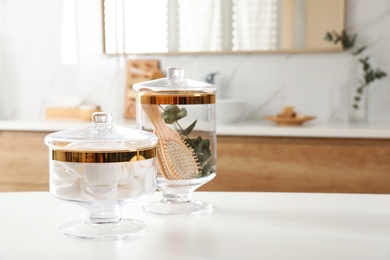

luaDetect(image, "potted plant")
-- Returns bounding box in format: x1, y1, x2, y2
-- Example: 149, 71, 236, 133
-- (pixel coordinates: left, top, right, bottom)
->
324, 30, 387, 123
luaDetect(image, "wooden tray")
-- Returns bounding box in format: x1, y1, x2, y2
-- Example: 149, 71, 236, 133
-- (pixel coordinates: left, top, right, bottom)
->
265, 115, 316, 126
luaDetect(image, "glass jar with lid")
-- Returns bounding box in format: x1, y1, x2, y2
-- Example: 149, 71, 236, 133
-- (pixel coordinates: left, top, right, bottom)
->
133, 67, 216, 215
44, 112, 158, 239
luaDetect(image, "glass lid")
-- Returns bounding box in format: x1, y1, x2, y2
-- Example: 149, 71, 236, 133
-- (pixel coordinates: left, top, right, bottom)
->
132, 67, 216, 93
44, 112, 158, 151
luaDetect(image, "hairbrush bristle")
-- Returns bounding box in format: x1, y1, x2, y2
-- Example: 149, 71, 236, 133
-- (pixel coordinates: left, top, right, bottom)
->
161, 138, 200, 180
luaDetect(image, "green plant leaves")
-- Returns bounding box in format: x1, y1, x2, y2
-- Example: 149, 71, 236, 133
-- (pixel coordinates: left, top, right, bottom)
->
375, 69, 387, 79
324, 30, 356, 50
324, 30, 387, 112
200, 161, 213, 177
324, 32, 334, 42
182, 120, 197, 136
353, 46, 366, 55
186, 137, 211, 161
194, 139, 211, 162
341, 30, 357, 50
161, 105, 187, 124
357, 57, 387, 86
185, 136, 212, 178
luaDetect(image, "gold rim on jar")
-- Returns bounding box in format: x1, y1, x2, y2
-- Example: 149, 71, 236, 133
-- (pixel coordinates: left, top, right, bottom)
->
52, 148, 156, 163
139, 93, 216, 105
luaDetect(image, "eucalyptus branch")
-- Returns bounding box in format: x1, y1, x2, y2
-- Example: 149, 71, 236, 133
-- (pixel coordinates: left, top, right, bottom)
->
324, 30, 387, 110
158, 104, 189, 139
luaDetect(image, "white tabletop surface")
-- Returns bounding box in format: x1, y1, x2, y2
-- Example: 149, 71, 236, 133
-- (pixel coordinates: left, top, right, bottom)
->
1, 118, 390, 139
1, 191, 390, 260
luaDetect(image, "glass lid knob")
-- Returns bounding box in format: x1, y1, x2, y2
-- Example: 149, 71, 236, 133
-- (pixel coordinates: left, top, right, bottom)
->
91, 112, 113, 134
167, 67, 184, 80
92, 112, 113, 125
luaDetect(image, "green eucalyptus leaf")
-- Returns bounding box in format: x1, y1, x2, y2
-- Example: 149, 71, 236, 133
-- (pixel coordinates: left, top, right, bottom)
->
195, 139, 210, 152
164, 105, 180, 114
195, 139, 211, 162
182, 120, 197, 136
185, 138, 196, 149
201, 161, 213, 176
349, 33, 357, 48
163, 117, 175, 124
352, 46, 366, 55
194, 136, 202, 147
177, 108, 187, 121
365, 72, 374, 83
201, 147, 212, 162
363, 63, 371, 72
375, 70, 387, 79
324, 32, 333, 41
162, 105, 180, 124
186, 136, 202, 147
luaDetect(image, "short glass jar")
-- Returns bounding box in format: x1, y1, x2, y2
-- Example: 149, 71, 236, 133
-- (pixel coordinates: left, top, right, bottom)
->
133, 67, 217, 215
44, 112, 158, 239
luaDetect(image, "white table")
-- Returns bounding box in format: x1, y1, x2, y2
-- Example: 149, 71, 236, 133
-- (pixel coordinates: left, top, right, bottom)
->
1, 192, 390, 260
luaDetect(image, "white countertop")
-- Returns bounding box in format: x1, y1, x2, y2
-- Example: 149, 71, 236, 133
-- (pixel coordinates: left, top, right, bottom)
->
1, 191, 390, 260
218, 120, 390, 139
0, 118, 389, 139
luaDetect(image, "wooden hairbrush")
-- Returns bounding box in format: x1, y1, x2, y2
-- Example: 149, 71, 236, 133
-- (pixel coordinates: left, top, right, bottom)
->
142, 104, 200, 180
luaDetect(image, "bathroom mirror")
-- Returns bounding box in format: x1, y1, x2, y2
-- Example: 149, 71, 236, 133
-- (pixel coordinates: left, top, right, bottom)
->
103, 0, 345, 55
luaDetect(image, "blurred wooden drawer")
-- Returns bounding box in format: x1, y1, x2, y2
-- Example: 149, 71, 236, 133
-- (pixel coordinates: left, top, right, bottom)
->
0, 131, 49, 191
200, 135, 390, 193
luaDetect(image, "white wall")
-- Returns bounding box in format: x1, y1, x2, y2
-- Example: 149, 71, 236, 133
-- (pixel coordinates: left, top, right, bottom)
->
1, 0, 389, 123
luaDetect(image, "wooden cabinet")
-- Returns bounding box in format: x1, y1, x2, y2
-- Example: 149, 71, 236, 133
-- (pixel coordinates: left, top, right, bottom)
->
0, 131, 49, 191
200, 136, 390, 193
1, 131, 390, 193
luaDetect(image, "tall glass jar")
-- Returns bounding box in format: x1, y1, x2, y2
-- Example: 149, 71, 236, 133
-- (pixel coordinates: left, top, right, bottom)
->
133, 67, 216, 215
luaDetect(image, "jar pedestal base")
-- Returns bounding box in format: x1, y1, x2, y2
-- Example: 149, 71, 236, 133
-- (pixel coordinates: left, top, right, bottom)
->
59, 218, 148, 240
143, 173, 216, 215
143, 199, 212, 215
